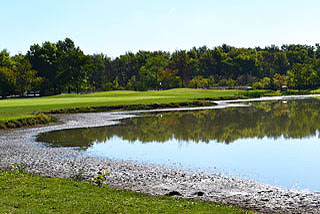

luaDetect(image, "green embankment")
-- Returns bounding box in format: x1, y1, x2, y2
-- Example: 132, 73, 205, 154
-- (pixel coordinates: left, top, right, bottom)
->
0, 89, 241, 127
1, 88, 314, 128
0, 171, 253, 214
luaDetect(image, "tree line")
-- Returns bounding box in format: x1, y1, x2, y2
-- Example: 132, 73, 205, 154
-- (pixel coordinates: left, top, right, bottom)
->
1, 38, 320, 97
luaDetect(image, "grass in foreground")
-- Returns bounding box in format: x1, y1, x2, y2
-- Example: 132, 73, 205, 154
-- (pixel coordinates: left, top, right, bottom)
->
0, 171, 253, 214
0, 88, 241, 123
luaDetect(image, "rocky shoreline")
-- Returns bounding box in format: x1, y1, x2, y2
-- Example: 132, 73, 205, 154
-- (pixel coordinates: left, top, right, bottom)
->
1, 103, 320, 213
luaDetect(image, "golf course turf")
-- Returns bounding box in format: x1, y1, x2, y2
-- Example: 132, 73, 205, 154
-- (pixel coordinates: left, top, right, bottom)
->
0, 88, 243, 128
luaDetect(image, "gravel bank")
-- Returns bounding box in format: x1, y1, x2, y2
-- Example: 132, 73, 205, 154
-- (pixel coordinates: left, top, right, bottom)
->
1, 104, 320, 213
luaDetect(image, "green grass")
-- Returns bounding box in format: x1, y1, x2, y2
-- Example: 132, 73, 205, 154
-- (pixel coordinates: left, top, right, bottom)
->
0, 171, 253, 214
0, 88, 316, 127
310, 88, 320, 94
0, 88, 241, 123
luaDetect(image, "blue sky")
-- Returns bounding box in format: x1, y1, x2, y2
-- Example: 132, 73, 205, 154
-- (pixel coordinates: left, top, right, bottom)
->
1, 0, 319, 57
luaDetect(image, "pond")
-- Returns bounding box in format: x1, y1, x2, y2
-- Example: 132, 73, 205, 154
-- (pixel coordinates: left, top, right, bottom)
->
37, 98, 320, 191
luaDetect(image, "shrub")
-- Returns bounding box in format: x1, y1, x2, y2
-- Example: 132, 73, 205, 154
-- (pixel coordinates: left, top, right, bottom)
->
237, 90, 264, 98
92, 167, 110, 187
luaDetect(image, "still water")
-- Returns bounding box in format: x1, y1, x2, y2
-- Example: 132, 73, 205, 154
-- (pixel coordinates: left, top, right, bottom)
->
37, 98, 320, 191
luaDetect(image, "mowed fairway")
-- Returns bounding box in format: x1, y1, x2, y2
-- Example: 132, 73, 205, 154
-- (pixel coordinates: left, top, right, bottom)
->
0, 88, 240, 123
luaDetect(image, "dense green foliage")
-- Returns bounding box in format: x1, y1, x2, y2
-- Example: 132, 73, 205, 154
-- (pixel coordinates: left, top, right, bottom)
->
0, 171, 252, 213
37, 99, 320, 147
1, 39, 320, 97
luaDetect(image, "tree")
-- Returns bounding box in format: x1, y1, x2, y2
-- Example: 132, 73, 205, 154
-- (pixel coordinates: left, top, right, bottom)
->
189, 75, 208, 88
287, 63, 318, 89
199, 50, 217, 78
252, 81, 263, 89
56, 38, 90, 93
273, 52, 289, 75
137, 55, 168, 90
157, 68, 181, 89
111, 52, 140, 87
27, 42, 59, 95
0, 50, 14, 68
316, 44, 320, 59
261, 77, 271, 89
208, 75, 215, 87
87, 54, 110, 91
283, 44, 313, 67
4, 40, 320, 93
0, 67, 16, 98
126, 75, 137, 90
253, 77, 272, 89
13, 55, 40, 96
273, 73, 287, 89
170, 50, 192, 86
113, 76, 120, 90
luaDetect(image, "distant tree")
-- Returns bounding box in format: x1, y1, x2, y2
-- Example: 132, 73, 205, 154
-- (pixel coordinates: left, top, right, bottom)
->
56, 38, 90, 93
253, 77, 272, 89
273, 52, 289, 75
4, 40, 320, 93
287, 63, 318, 89
273, 73, 287, 89
189, 75, 208, 88
137, 55, 168, 90
126, 75, 137, 90
27, 41, 59, 95
104, 82, 113, 91
252, 81, 263, 89
226, 78, 236, 87
112, 76, 120, 90
208, 75, 215, 87
199, 50, 217, 78
316, 44, 320, 59
13, 55, 40, 96
260, 77, 272, 89
218, 78, 236, 87
0, 67, 16, 98
170, 50, 193, 86
283, 44, 313, 67
87, 54, 109, 91
157, 68, 181, 89
111, 52, 140, 87
0, 50, 14, 68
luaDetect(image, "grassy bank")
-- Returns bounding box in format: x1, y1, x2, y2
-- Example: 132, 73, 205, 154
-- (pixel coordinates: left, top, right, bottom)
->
0, 88, 316, 129
0, 170, 253, 214
0, 89, 241, 127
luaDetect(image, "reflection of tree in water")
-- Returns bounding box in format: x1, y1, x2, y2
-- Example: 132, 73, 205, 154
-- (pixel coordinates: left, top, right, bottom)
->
37, 99, 320, 149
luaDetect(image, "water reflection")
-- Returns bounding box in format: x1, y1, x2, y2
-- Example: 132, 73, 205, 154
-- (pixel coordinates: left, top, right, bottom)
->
37, 99, 320, 148
37, 98, 320, 190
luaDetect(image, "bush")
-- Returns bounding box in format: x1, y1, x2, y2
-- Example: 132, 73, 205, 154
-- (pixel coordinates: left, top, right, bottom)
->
281, 90, 310, 95
189, 75, 208, 88
104, 82, 113, 91
92, 167, 110, 187
237, 90, 264, 98
252, 82, 263, 89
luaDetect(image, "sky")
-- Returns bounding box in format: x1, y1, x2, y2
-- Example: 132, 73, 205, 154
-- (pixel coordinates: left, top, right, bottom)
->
1, 0, 319, 57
